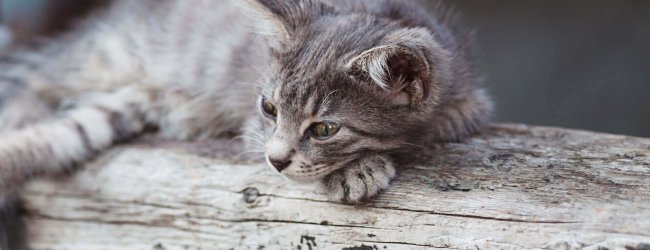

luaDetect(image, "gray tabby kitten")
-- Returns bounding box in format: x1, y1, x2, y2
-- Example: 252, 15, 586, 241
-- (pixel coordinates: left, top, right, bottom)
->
0, 0, 491, 209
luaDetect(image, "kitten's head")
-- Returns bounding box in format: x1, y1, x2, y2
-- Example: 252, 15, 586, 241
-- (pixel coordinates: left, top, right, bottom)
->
243, 0, 455, 180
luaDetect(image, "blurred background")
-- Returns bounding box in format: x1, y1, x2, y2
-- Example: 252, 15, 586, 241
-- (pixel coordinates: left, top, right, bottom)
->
1, 0, 649, 137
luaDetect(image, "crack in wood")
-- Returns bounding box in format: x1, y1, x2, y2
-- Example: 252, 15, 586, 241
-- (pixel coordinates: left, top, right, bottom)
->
359, 205, 582, 224
358, 240, 444, 248
27, 212, 386, 231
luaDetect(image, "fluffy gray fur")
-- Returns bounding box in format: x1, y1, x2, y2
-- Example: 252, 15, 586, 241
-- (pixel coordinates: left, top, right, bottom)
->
245, 0, 492, 201
0, 1, 491, 243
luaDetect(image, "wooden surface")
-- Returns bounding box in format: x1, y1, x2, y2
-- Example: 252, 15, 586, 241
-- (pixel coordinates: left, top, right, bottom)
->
21, 124, 650, 249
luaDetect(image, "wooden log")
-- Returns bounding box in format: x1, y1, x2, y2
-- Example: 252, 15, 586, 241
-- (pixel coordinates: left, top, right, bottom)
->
20, 124, 650, 249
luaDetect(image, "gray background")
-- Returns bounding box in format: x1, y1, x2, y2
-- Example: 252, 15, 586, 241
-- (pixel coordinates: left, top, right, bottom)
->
450, 0, 650, 138
2, 0, 650, 137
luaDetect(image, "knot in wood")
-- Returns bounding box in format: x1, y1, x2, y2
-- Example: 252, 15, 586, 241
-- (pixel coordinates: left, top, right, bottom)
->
242, 187, 259, 204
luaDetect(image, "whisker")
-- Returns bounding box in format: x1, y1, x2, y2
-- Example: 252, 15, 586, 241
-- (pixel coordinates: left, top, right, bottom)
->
243, 128, 266, 139
227, 135, 264, 149
244, 124, 264, 138
228, 135, 246, 143
239, 149, 265, 154
234, 156, 266, 164
398, 141, 426, 149
241, 129, 265, 138
234, 150, 266, 161
238, 135, 265, 144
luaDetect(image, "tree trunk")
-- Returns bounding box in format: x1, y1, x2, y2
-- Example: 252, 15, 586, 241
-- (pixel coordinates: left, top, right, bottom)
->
20, 124, 650, 249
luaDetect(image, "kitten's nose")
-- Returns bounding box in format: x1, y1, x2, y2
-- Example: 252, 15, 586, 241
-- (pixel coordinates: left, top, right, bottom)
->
269, 158, 292, 172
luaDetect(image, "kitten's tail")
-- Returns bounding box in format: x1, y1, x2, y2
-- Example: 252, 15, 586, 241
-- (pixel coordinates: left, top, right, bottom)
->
0, 194, 26, 250
0, 86, 153, 195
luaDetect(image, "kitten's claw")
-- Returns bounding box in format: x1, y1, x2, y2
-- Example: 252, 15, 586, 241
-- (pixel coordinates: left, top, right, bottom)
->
322, 155, 396, 203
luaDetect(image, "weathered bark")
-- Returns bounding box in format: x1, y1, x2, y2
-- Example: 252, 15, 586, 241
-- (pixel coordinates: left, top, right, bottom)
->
20, 124, 650, 249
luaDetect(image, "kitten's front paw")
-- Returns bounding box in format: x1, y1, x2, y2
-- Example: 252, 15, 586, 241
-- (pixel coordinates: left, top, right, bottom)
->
322, 155, 397, 203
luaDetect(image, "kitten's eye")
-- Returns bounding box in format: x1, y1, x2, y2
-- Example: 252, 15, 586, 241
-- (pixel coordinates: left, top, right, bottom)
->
261, 98, 277, 118
309, 122, 341, 139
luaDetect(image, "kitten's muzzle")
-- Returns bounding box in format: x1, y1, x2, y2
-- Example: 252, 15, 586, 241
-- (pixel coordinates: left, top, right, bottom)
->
269, 157, 292, 172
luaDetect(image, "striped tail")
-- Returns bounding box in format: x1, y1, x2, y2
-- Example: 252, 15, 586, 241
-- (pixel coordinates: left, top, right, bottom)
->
0, 86, 152, 196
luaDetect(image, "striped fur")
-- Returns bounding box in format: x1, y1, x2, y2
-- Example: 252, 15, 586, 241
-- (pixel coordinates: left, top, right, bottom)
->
0, 0, 492, 216
0, 86, 151, 196
249, 0, 492, 202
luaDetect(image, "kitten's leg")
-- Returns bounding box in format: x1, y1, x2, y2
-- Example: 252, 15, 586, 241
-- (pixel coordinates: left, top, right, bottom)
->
0, 87, 151, 196
322, 155, 397, 203
431, 89, 493, 142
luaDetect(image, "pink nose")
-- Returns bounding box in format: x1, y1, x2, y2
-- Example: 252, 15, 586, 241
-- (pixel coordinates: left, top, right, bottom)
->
269, 158, 291, 172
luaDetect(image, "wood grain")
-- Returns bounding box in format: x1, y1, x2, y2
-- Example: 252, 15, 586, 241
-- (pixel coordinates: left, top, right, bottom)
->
21, 124, 650, 249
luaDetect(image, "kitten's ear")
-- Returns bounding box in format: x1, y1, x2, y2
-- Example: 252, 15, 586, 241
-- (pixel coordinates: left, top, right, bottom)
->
347, 29, 437, 107
240, 0, 335, 50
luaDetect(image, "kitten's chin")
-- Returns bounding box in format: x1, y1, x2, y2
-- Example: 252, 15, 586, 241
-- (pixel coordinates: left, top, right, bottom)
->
281, 159, 360, 182
280, 168, 336, 183
278, 165, 339, 182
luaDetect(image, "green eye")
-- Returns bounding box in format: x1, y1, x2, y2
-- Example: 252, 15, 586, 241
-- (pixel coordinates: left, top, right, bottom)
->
310, 122, 341, 139
261, 98, 277, 118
